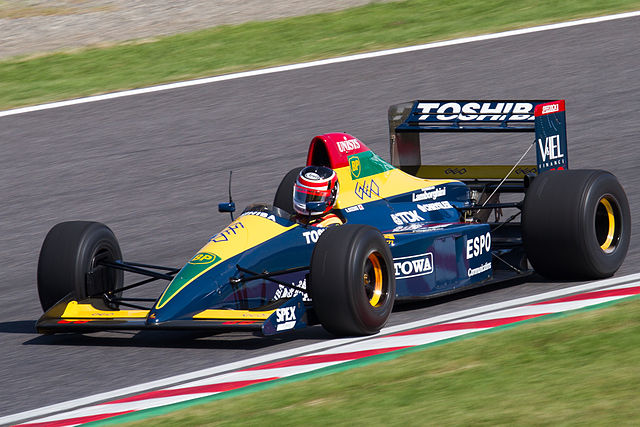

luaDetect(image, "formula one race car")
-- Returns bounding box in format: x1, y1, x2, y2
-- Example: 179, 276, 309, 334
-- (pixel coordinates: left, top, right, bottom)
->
36, 99, 631, 337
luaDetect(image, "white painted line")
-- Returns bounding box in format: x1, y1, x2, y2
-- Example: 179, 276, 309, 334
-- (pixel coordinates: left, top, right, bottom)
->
607, 282, 640, 290
315, 329, 484, 354
461, 296, 631, 322
165, 362, 343, 390
377, 272, 640, 337
20, 277, 640, 426
1, 10, 638, 119
3, 272, 639, 426
22, 362, 347, 424
31, 394, 215, 424
0, 335, 366, 426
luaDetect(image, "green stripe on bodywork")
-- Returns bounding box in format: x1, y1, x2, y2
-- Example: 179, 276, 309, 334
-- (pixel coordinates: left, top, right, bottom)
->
156, 252, 221, 308
348, 151, 394, 180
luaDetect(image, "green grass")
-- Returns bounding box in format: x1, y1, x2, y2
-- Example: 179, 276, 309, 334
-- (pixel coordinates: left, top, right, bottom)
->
1, 0, 639, 110
112, 297, 640, 426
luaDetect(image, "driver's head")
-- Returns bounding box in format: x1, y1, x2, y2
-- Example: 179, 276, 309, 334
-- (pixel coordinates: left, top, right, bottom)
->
293, 166, 339, 216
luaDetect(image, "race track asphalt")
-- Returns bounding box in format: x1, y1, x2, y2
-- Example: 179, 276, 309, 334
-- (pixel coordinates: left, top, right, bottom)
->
0, 15, 638, 417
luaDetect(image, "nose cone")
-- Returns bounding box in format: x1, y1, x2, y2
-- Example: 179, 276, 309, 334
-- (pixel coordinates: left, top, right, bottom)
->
146, 214, 298, 325
147, 251, 223, 324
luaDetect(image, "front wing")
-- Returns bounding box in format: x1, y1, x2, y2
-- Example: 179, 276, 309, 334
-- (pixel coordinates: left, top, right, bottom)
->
36, 293, 308, 336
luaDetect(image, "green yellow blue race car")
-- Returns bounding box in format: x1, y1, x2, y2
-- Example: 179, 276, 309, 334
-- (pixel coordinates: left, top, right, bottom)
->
36, 99, 631, 337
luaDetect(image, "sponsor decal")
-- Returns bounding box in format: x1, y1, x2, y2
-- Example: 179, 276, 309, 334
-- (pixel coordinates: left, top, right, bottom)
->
354, 178, 380, 200
211, 222, 244, 242
274, 279, 310, 301
393, 252, 434, 279
515, 166, 537, 175
276, 306, 296, 322
222, 320, 260, 325
417, 201, 453, 213
417, 102, 536, 122
535, 100, 565, 116
349, 156, 361, 179
537, 134, 565, 168
426, 224, 454, 231
445, 167, 468, 175
303, 228, 326, 244
347, 151, 395, 181
541, 103, 560, 115
392, 223, 453, 232
189, 252, 220, 265
275, 306, 297, 331
157, 249, 225, 308
467, 232, 491, 259
383, 234, 395, 246
336, 137, 361, 153
304, 171, 321, 180
412, 186, 446, 202
468, 261, 492, 277
393, 223, 424, 232
344, 204, 364, 213
241, 211, 276, 222
390, 210, 425, 225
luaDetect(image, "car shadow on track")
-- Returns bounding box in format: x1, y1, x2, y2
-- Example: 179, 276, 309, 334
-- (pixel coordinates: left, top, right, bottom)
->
0, 320, 37, 334
20, 324, 334, 350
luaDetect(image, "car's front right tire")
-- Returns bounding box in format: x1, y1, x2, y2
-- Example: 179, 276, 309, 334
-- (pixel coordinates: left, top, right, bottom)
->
273, 167, 304, 215
37, 221, 123, 311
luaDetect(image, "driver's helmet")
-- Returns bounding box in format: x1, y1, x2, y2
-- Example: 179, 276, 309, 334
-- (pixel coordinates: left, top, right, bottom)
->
293, 166, 339, 216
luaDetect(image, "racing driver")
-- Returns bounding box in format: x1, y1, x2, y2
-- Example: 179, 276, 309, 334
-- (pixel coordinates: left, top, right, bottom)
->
292, 165, 343, 227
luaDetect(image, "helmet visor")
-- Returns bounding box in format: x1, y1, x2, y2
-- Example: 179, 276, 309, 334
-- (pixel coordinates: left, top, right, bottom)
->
293, 186, 331, 215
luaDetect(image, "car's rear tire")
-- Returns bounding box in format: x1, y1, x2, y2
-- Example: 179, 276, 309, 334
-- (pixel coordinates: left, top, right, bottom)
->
310, 224, 396, 336
273, 167, 303, 215
522, 169, 630, 279
37, 221, 123, 311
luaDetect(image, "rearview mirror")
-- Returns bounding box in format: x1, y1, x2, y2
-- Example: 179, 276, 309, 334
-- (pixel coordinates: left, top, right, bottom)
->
218, 202, 236, 213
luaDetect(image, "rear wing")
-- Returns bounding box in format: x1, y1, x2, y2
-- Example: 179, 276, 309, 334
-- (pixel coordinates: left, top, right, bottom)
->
388, 100, 568, 179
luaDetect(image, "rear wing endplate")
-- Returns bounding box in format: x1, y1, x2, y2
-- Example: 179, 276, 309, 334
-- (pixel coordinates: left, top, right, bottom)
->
388, 100, 568, 178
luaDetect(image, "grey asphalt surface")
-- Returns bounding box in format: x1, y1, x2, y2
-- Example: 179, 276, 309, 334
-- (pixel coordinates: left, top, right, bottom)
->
1, 16, 639, 419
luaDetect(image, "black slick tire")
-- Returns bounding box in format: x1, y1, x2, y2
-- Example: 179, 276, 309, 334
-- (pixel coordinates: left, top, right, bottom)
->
310, 224, 396, 336
37, 221, 123, 311
522, 169, 630, 279
273, 167, 304, 215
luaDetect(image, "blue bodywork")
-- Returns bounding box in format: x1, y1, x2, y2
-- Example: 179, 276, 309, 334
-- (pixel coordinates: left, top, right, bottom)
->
146, 180, 493, 335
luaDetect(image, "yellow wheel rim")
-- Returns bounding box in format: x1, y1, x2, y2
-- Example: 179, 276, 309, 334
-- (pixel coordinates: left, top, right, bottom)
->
598, 197, 616, 252
595, 196, 623, 254
364, 253, 384, 307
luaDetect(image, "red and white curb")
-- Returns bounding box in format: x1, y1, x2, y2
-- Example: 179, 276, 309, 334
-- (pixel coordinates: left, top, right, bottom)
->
6, 274, 640, 426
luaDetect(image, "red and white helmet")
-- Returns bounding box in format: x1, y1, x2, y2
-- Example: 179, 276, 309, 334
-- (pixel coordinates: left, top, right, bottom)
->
293, 166, 339, 216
